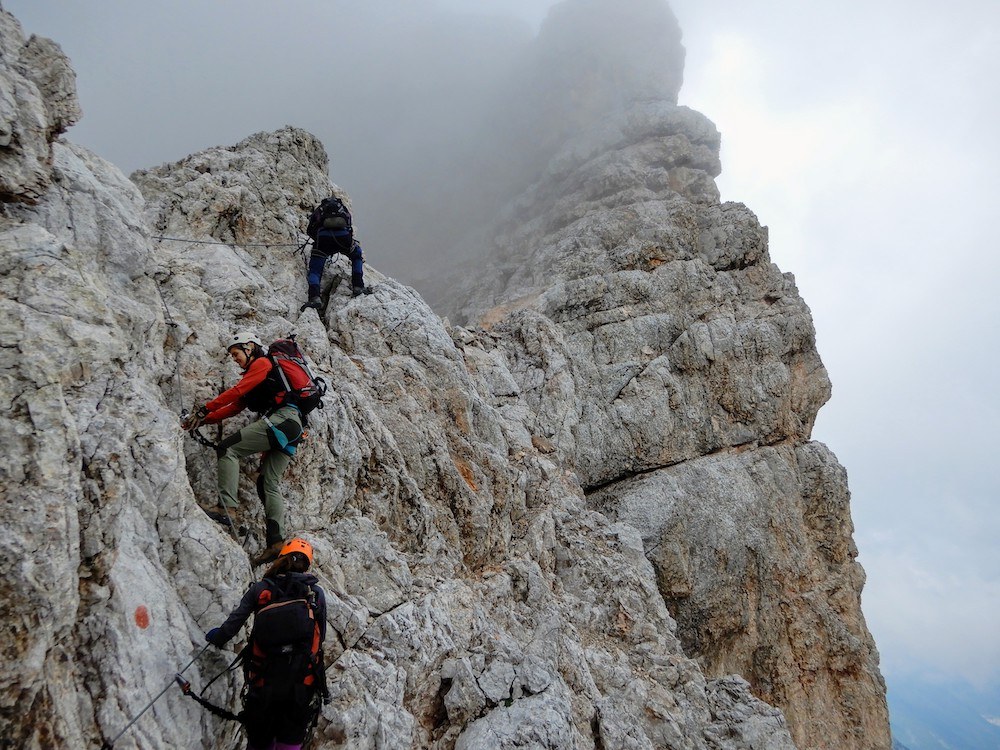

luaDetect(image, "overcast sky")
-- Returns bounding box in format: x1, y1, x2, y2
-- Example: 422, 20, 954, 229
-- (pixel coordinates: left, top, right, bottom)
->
7, 0, 999, 691
669, 0, 1000, 687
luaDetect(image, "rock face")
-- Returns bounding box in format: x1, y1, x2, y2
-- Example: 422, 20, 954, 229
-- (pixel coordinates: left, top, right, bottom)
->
0, 10, 81, 202
0, 5, 888, 750
433, 2, 889, 749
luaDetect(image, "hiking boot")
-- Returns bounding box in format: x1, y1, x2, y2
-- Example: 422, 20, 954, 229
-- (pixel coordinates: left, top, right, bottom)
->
201, 504, 235, 527
250, 541, 284, 567
299, 297, 322, 312
301, 283, 322, 310
352, 284, 373, 297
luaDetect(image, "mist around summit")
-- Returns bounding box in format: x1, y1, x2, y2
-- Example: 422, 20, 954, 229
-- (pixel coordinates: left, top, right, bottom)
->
282, 0, 689, 287
2, 0, 687, 285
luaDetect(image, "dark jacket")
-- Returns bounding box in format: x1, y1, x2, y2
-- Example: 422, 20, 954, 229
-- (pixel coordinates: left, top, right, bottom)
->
307, 199, 352, 241
214, 572, 327, 646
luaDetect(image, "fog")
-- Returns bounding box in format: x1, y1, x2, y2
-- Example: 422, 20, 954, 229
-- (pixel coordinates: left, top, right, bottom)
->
4, 0, 684, 280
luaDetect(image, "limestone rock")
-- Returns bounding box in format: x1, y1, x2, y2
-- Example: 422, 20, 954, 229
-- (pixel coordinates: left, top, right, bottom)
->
0, 10, 80, 203
0, 123, 797, 750
428, 1, 888, 748
18, 31, 82, 137
589, 444, 887, 748
703, 676, 797, 750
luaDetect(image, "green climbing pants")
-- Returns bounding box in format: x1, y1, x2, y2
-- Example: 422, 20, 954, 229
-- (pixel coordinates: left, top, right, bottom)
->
216, 405, 302, 542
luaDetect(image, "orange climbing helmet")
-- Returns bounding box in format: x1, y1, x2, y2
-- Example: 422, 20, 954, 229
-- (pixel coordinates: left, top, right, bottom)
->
279, 537, 313, 566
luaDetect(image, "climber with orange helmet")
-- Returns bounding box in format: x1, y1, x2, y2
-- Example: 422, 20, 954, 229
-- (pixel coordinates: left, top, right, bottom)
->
181, 330, 304, 562
205, 538, 328, 750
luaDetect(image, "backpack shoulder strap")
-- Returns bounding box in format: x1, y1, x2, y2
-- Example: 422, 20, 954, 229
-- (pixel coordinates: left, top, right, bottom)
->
267, 353, 293, 393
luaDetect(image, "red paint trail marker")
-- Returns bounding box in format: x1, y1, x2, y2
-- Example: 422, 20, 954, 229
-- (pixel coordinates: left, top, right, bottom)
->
134, 605, 150, 629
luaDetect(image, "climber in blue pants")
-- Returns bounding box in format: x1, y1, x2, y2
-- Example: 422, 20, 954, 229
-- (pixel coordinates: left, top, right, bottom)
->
304, 195, 372, 308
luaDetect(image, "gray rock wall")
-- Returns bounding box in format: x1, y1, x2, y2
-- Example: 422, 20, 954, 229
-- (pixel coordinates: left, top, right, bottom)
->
0, 10, 80, 202
0, 4, 888, 750
432, 4, 889, 748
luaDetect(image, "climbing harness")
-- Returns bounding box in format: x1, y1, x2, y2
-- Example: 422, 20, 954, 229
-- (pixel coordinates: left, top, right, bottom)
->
101, 644, 210, 749
263, 413, 304, 456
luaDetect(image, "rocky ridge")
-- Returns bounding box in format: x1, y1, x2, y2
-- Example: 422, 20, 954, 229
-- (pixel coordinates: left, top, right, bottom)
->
432, 4, 889, 746
0, 5, 888, 750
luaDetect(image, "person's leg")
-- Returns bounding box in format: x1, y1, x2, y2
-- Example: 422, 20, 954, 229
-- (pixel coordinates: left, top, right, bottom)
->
259, 449, 291, 542
257, 407, 301, 542
306, 251, 328, 305
272, 690, 317, 749
215, 418, 273, 508
243, 693, 277, 750
347, 240, 371, 295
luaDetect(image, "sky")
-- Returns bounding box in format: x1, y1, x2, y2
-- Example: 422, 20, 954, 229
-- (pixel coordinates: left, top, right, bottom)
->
6, 0, 999, 692
668, 0, 1000, 687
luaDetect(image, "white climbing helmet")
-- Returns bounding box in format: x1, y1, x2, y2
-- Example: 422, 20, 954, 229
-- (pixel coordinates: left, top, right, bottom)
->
228, 330, 263, 351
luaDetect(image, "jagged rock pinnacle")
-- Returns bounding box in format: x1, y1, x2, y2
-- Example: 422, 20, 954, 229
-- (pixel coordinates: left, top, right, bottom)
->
0, 5, 888, 749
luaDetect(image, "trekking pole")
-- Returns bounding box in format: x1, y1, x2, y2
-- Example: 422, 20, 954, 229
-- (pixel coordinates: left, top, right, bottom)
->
101, 644, 210, 749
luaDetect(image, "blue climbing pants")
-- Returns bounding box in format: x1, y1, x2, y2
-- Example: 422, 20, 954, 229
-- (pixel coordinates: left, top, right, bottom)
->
309, 231, 365, 290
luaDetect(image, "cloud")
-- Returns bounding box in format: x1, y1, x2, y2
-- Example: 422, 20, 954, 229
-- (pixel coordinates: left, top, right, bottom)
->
681, 31, 882, 265
861, 542, 1000, 683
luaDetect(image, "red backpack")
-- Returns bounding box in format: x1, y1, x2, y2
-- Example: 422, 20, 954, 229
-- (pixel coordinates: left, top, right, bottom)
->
266, 336, 326, 415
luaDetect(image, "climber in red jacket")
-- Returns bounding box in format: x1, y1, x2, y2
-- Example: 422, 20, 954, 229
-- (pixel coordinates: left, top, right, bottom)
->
181, 331, 303, 564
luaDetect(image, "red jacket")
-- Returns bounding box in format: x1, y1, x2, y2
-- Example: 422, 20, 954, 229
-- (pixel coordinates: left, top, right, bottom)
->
203, 357, 275, 423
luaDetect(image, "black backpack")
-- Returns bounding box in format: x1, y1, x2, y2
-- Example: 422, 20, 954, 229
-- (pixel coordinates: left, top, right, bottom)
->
308, 196, 352, 238
266, 336, 327, 415
251, 578, 318, 652
245, 577, 324, 704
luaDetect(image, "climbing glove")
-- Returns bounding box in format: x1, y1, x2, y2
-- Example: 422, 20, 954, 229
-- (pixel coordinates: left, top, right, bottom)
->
205, 627, 226, 647
182, 406, 209, 431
